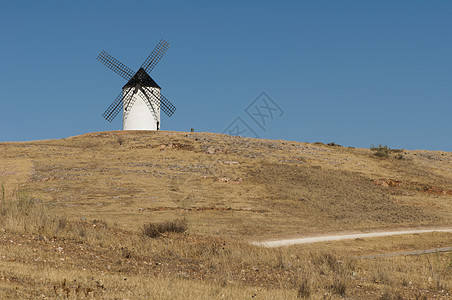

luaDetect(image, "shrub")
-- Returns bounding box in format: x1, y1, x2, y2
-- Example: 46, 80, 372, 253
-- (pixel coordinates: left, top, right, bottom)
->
370, 144, 406, 159
370, 144, 391, 158
327, 142, 342, 147
142, 218, 188, 238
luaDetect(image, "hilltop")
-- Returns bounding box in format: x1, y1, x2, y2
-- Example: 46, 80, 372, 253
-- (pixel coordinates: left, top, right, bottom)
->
0, 131, 451, 298
2, 131, 450, 238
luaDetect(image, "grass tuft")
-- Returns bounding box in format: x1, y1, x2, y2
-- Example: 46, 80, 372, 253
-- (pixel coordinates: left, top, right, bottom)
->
330, 276, 347, 296
296, 278, 310, 298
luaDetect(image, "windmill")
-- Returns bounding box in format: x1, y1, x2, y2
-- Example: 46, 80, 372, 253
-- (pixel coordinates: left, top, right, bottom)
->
97, 39, 176, 130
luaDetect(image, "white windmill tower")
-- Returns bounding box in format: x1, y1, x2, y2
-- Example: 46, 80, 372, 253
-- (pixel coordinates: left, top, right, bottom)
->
97, 39, 176, 130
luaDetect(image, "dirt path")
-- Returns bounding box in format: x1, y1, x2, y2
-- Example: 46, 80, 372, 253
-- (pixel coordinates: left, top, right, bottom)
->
251, 228, 452, 248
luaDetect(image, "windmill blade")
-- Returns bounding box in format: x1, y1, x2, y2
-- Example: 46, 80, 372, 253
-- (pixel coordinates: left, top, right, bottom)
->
140, 87, 161, 110
102, 88, 134, 122
141, 39, 170, 73
143, 87, 176, 117
97, 50, 135, 81
123, 88, 138, 112
123, 90, 139, 121
159, 93, 177, 117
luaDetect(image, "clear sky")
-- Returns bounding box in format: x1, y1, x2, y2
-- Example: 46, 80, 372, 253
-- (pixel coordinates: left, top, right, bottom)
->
0, 1, 451, 151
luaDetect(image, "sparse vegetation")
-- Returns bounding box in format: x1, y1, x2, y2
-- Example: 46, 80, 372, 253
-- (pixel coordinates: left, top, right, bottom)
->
370, 144, 406, 159
142, 218, 188, 238
0, 131, 450, 298
0, 189, 60, 235
0, 190, 449, 298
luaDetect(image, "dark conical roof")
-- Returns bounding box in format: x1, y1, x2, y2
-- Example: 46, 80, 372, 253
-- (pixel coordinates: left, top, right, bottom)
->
123, 67, 161, 89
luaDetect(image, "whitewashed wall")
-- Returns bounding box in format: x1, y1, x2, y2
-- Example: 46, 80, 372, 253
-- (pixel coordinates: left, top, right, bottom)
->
123, 87, 161, 130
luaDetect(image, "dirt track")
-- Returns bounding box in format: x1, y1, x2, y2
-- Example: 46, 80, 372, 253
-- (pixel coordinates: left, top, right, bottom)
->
252, 228, 452, 248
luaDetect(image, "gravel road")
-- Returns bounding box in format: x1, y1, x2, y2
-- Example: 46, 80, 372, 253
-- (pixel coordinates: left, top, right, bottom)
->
252, 228, 452, 248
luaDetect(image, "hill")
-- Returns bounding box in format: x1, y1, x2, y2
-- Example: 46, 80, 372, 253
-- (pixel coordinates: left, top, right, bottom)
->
0, 131, 451, 298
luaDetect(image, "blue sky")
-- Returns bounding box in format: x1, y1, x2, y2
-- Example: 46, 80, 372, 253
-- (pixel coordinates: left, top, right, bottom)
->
0, 1, 451, 151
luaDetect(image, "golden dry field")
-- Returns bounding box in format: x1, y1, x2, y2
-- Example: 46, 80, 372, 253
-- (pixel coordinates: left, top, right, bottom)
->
0, 131, 451, 299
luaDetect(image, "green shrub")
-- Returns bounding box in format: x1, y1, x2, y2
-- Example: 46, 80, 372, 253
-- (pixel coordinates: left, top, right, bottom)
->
370, 144, 391, 158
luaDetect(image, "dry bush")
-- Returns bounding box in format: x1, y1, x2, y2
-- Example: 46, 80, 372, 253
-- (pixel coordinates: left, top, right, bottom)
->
327, 142, 342, 147
141, 218, 188, 238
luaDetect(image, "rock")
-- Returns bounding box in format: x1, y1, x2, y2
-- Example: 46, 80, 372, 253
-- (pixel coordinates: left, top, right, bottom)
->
217, 177, 229, 182
223, 161, 240, 165
206, 147, 217, 154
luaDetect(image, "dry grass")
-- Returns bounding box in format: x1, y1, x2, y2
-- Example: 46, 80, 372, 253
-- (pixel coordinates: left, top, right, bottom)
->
142, 218, 188, 238
0, 193, 450, 298
0, 131, 451, 298
1, 131, 450, 239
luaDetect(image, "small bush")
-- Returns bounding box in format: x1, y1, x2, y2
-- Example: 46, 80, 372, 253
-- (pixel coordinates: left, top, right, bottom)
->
58, 217, 67, 230
327, 142, 342, 147
142, 218, 188, 238
370, 144, 390, 158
